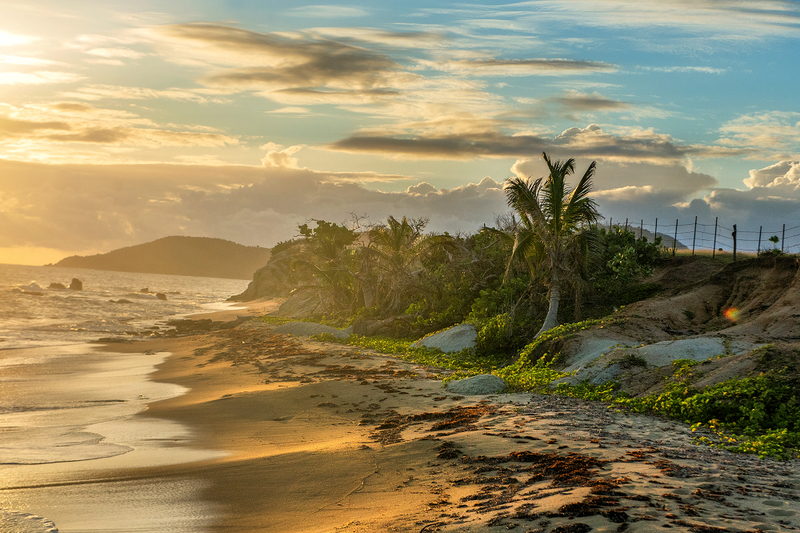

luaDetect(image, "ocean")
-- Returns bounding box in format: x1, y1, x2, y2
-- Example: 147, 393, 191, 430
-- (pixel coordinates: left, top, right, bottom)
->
0, 264, 251, 532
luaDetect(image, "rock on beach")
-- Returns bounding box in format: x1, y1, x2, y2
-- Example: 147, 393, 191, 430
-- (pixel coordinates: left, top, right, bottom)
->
446, 374, 507, 395
412, 323, 477, 353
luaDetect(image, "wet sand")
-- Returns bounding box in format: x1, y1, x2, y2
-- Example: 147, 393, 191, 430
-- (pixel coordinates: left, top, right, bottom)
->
6, 303, 799, 532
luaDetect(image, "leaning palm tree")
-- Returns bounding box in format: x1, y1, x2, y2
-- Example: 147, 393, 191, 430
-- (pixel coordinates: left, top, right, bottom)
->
503, 152, 601, 337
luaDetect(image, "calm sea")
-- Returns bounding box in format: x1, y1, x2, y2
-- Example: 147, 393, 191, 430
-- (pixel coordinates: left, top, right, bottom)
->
0, 264, 251, 532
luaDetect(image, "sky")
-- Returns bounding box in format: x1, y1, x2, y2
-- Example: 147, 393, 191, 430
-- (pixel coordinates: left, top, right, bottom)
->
1, 0, 799, 265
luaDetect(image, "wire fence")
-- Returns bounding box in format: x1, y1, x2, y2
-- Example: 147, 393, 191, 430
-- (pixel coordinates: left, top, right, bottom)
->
606, 216, 800, 258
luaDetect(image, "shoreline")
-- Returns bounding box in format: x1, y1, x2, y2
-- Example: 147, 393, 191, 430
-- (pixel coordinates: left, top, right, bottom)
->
112, 306, 799, 532
5, 297, 798, 532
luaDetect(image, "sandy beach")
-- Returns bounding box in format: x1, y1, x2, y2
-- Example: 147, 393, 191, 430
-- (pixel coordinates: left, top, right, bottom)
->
7, 300, 799, 533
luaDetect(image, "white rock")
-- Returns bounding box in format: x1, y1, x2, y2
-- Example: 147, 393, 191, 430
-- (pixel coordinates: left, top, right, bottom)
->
446, 374, 507, 395
413, 323, 477, 353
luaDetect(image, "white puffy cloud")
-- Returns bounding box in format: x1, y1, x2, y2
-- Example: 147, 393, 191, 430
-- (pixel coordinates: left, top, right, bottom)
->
743, 160, 800, 189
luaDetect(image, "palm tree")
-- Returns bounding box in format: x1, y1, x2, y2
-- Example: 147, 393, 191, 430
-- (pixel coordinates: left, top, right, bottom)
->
358, 216, 454, 316
503, 152, 601, 337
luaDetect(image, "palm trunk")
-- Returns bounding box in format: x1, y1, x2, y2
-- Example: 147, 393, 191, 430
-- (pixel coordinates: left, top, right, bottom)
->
535, 272, 560, 338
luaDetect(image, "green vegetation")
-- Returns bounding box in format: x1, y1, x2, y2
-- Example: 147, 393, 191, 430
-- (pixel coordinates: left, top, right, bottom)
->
311, 332, 503, 374
252, 154, 800, 460
497, 153, 601, 337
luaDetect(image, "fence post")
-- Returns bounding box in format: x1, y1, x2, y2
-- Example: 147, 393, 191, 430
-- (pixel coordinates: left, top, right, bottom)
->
757, 226, 762, 254
712, 217, 718, 258
692, 216, 697, 256
732, 224, 737, 262
654, 218, 658, 242
782, 224, 786, 253
625, 218, 628, 232
673, 219, 678, 256
609, 217, 612, 231
640, 219, 643, 239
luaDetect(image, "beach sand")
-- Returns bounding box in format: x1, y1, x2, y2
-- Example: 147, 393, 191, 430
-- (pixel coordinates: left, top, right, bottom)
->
8, 301, 799, 532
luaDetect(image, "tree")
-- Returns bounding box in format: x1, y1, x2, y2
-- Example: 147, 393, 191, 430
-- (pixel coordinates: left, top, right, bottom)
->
295, 220, 360, 313
503, 152, 601, 337
358, 216, 454, 316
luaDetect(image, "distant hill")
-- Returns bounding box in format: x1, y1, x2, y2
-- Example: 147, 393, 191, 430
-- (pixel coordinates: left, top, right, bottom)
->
52, 236, 271, 280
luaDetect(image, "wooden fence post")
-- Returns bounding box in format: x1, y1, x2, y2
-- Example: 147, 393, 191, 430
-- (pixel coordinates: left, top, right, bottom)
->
712, 217, 718, 258
757, 226, 762, 254
782, 224, 786, 253
692, 216, 697, 256
732, 224, 737, 262
673, 219, 678, 256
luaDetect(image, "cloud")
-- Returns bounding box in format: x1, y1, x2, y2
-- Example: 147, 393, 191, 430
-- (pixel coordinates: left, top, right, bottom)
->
639, 66, 726, 74
261, 144, 303, 168
268, 106, 311, 114
0, 30, 37, 47
60, 84, 230, 104
306, 28, 447, 49
586, 160, 800, 250
0, 71, 83, 85
743, 160, 800, 190
437, 58, 618, 76
0, 103, 238, 157
329, 124, 747, 163
0, 157, 507, 258
3, 152, 798, 261
717, 111, 800, 159
513, 156, 717, 203
549, 91, 629, 112
0, 54, 59, 66
145, 23, 422, 105
85, 47, 145, 59
285, 5, 369, 18
0, 115, 70, 136
470, 0, 800, 41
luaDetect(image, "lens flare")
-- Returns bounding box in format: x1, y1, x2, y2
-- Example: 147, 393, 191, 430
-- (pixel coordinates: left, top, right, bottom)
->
723, 307, 740, 321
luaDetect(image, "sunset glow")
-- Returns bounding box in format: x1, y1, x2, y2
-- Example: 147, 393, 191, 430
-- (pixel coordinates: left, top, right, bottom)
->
1, 1, 799, 264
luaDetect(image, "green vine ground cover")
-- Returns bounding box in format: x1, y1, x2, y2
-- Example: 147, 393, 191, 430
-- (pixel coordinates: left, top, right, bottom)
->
303, 320, 800, 460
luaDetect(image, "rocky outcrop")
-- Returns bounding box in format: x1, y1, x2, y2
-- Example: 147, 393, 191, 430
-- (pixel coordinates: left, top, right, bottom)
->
69, 278, 82, 290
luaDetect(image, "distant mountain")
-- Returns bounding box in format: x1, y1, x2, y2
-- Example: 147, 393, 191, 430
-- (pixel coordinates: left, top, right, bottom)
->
52, 236, 271, 280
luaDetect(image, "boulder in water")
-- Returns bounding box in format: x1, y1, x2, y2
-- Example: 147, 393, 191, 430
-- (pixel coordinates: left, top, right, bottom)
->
69, 278, 82, 290
156, 293, 167, 301
49, 282, 67, 290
